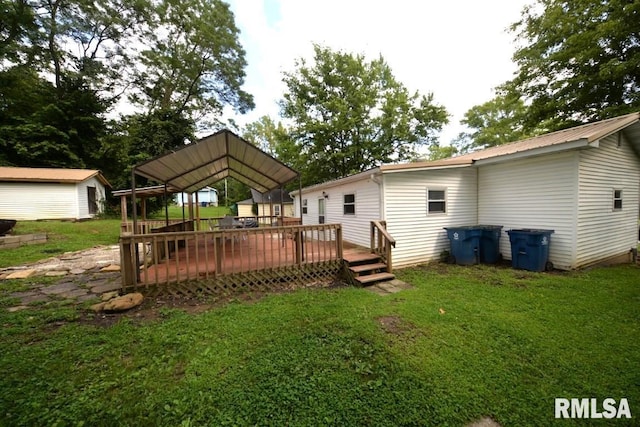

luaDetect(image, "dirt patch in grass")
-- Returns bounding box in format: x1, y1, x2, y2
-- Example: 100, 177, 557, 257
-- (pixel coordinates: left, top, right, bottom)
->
377, 315, 421, 336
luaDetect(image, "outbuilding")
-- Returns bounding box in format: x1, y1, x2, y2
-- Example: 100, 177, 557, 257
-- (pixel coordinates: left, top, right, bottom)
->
0, 167, 110, 220
291, 112, 640, 270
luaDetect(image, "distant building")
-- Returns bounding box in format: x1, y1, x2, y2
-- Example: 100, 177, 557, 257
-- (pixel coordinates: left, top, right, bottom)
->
175, 187, 218, 207
0, 167, 110, 220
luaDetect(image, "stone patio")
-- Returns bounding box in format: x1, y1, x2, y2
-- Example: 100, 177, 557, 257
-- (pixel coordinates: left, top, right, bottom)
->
1, 245, 122, 311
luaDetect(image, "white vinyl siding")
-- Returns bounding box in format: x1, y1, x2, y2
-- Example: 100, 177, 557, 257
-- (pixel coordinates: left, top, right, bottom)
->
478, 151, 578, 270
576, 132, 640, 267
76, 177, 105, 218
0, 182, 79, 220
383, 167, 477, 267
295, 177, 380, 247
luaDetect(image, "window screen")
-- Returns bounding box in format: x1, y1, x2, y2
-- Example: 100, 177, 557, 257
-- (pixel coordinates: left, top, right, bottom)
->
427, 189, 446, 214
343, 194, 355, 215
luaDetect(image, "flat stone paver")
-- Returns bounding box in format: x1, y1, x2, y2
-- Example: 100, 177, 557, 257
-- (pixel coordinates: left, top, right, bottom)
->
5, 269, 37, 280
41, 282, 80, 295
20, 294, 51, 304
91, 282, 122, 294
366, 279, 413, 295
60, 288, 89, 299
100, 264, 120, 272
44, 271, 68, 277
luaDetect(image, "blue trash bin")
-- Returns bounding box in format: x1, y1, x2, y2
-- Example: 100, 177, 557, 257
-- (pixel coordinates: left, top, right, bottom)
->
479, 225, 503, 264
444, 226, 483, 265
507, 229, 554, 271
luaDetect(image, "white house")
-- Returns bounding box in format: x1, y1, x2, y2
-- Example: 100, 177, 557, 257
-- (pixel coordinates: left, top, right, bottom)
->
0, 167, 110, 220
291, 112, 640, 270
175, 186, 218, 207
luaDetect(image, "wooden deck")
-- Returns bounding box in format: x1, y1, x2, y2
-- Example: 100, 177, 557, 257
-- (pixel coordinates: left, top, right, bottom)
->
120, 224, 346, 292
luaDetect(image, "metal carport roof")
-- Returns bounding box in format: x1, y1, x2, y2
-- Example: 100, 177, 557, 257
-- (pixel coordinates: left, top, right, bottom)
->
133, 129, 299, 193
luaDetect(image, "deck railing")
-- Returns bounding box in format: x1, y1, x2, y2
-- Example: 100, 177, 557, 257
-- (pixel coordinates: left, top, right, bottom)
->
120, 223, 343, 290
121, 216, 302, 234
370, 220, 396, 273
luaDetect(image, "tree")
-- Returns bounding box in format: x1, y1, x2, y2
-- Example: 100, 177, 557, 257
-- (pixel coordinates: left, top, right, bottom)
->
280, 44, 449, 185
131, 0, 254, 127
0, 66, 107, 168
453, 91, 530, 153
509, 0, 640, 129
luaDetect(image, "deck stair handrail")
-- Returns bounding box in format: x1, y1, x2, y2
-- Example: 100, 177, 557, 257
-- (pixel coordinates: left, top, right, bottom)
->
370, 220, 396, 273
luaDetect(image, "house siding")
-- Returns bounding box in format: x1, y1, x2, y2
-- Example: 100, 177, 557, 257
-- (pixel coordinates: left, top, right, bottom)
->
0, 182, 79, 220
76, 177, 106, 218
383, 167, 478, 267
477, 151, 578, 270
296, 177, 381, 247
576, 132, 640, 267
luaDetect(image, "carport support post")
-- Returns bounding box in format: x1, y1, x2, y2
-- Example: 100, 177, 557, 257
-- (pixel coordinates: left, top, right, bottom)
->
130, 168, 139, 284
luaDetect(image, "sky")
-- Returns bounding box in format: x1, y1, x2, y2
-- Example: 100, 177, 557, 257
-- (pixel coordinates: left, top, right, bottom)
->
224, 0, 531, 146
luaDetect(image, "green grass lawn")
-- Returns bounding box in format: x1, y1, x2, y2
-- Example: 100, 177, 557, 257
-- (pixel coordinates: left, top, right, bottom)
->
0, 263, 638, 426
150, 205, 231, 219
0, 219, 122, 268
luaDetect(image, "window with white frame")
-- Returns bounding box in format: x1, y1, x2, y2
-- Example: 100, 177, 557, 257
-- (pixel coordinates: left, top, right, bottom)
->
302, 199, 308, 214
274, 204, 281, 216
427, 189, 446, 214
613, 189, 623, 210
343, 193, 356, 215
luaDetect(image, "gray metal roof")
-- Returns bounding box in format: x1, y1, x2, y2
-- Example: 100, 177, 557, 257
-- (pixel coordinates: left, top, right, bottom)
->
250, 188, 293, 204
133, 129, 299, 193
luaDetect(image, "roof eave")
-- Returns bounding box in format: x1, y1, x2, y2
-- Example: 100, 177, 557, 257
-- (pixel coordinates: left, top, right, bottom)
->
473, 138, 592, 166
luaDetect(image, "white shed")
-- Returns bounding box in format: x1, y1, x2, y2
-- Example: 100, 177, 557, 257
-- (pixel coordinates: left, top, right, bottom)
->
175, 186, 218, 207
0, 167, 110, 221
292, 112, 640, 270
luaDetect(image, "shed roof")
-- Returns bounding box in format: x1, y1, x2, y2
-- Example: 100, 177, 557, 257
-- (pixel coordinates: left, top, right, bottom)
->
250, 188, 293, 204
0, 167, 110, 186
133, 129, 299, 194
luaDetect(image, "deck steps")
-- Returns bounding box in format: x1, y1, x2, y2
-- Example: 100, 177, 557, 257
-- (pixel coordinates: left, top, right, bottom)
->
343, 252, 382, 264
349, 262, 388, 274
354, 272, 396, 285
344, 252, 395, 286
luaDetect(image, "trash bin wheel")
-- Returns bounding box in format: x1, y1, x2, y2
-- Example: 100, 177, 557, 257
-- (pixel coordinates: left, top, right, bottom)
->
447, 254, 456, 265
545, 261, 554, 271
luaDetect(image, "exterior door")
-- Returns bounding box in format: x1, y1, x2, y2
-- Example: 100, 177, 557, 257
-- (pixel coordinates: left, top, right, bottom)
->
318, 198, 325, 224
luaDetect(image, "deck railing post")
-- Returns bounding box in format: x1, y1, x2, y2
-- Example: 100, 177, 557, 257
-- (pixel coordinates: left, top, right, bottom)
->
120, 234, 137, 289
336, 225, 343, 260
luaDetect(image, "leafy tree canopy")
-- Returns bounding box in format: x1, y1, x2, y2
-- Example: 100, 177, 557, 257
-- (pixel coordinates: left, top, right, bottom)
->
0, 0, 253, 197
509, 0, 640, 130
279, 44, 449, 186
453, 91, 531, 154
455, 0, 639, 153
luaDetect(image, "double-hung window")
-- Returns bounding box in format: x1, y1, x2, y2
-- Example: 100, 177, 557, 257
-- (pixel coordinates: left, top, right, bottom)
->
427, 189, 446, 214
613, 189, 623, 211
343, 194, 355, 215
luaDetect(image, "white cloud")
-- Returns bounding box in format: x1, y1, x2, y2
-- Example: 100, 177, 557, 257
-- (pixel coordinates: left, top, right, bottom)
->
226, 0, 529, 145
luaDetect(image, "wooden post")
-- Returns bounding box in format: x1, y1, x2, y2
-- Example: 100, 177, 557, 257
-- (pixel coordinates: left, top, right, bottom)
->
195, 192, 200, 231
295, 230, 302, 266
120, 195, 128, 232
336, 226, 343, 260
120, 234, 137, 288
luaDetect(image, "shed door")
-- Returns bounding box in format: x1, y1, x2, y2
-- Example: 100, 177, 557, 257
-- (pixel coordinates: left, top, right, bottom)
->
87, 186, 97, 214
318, 198, 325, 224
